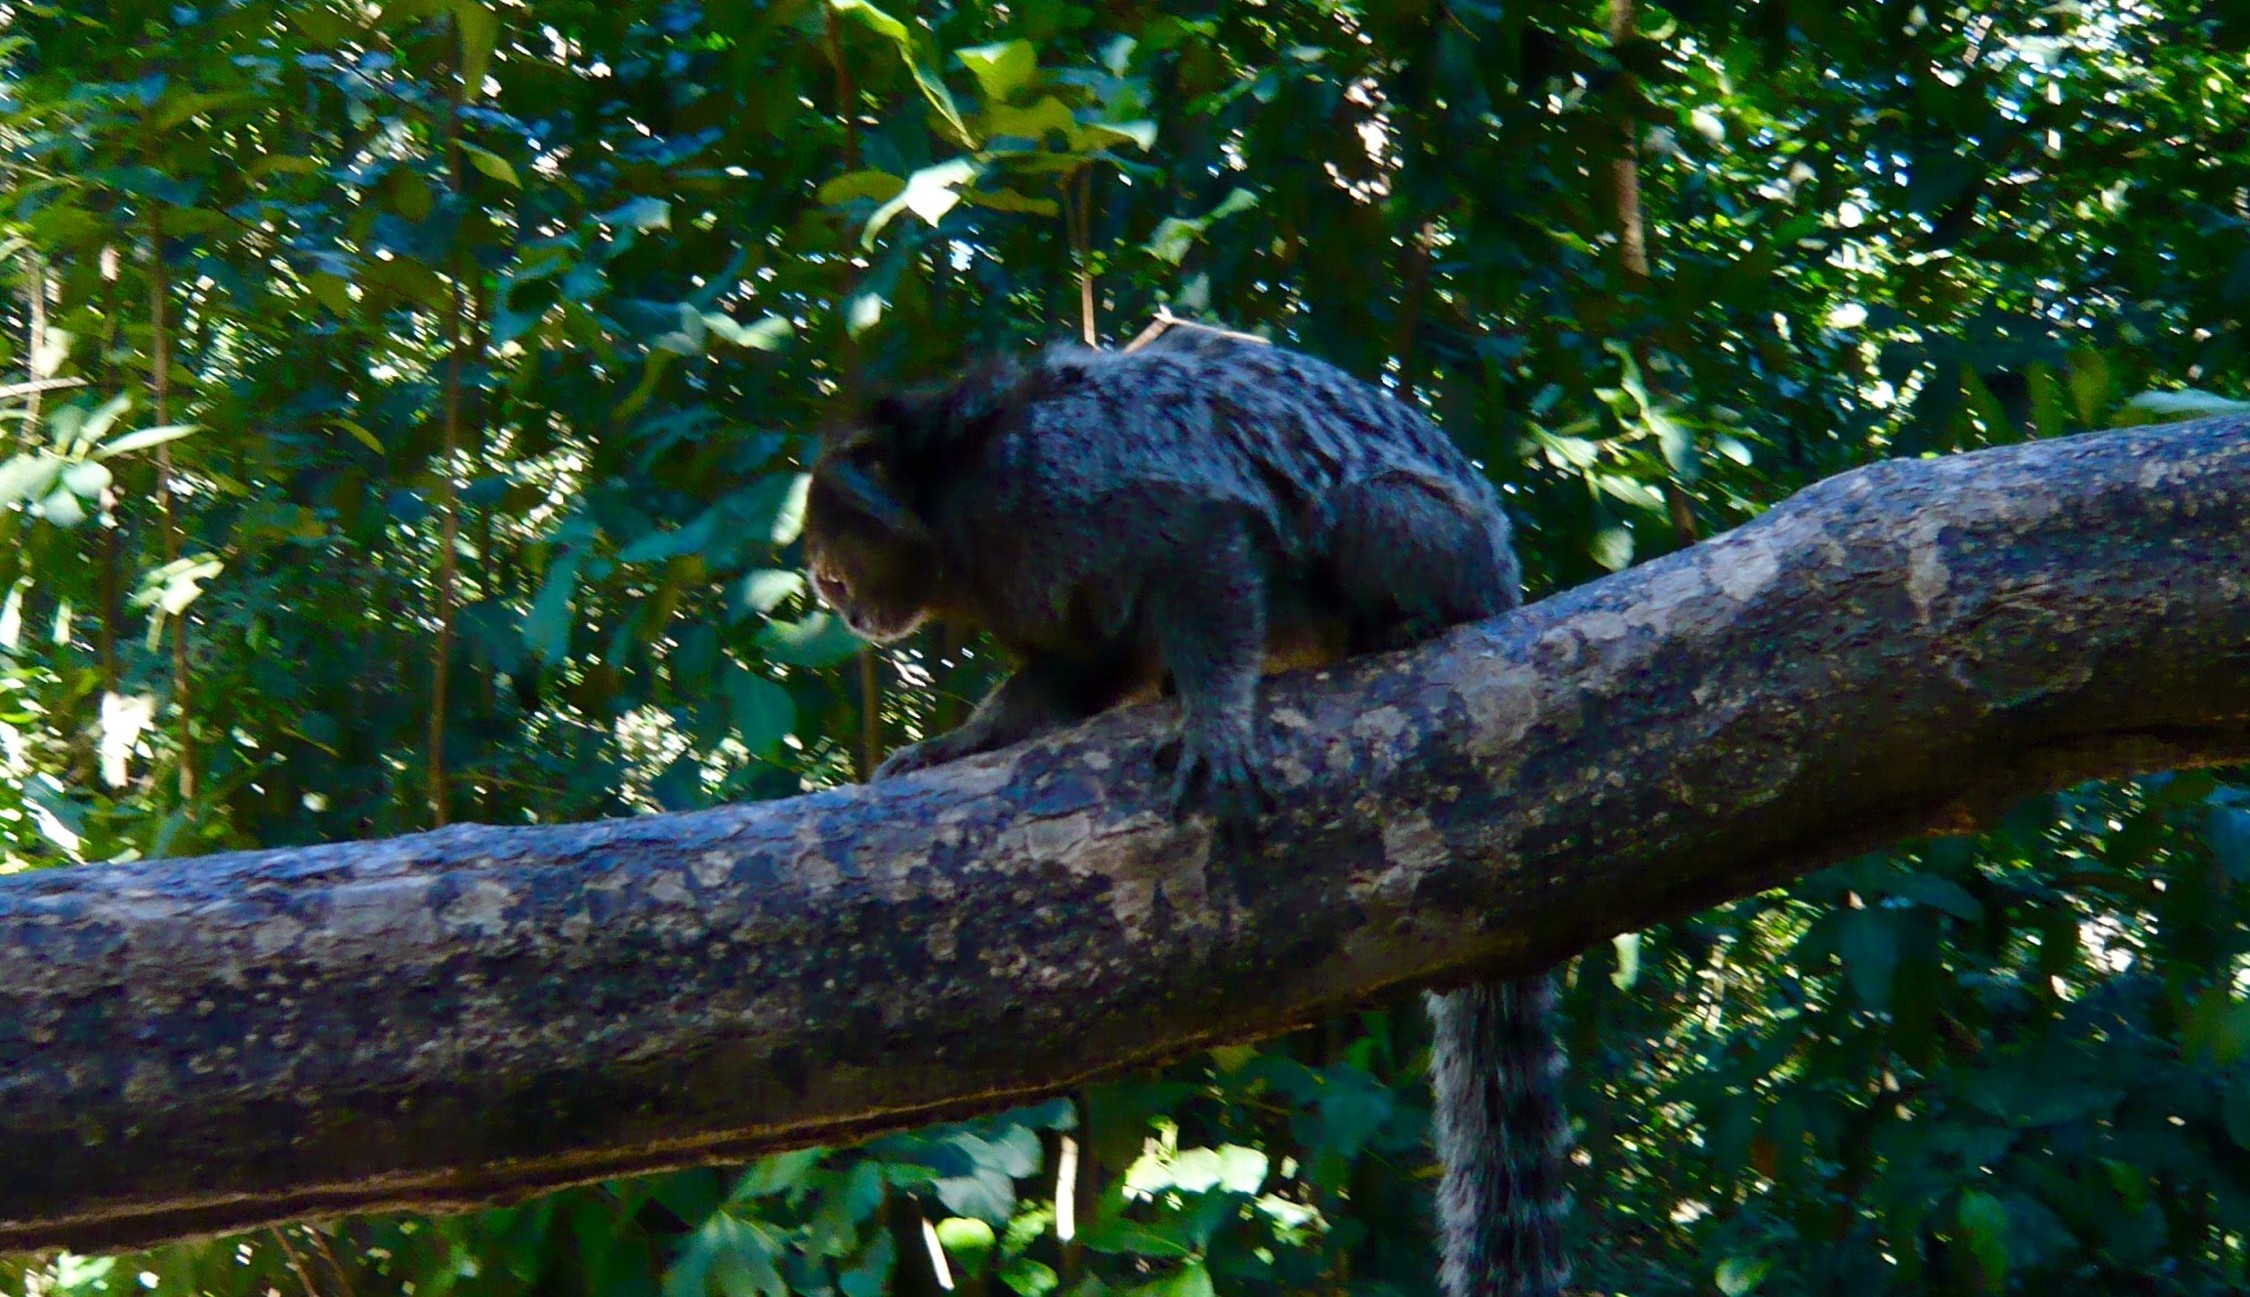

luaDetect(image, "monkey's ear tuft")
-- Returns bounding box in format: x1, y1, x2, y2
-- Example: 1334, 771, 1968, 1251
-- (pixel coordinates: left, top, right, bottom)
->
870, 388, 945, 441
812, 461, 932, 545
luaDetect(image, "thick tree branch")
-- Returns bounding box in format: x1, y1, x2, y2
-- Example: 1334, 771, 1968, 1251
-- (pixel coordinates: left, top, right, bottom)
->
6, 417, 2250, 1254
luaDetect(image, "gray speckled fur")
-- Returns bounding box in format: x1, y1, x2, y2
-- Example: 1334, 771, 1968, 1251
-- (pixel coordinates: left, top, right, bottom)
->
805, 329, 1570, 1297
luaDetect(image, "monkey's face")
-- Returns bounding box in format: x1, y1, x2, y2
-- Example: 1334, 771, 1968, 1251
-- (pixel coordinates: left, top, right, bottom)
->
803, 446, 940, 644
805, 527, 933, 643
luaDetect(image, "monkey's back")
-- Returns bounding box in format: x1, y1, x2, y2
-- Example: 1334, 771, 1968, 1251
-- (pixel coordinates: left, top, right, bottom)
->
915, 332, 1516, 665
983, 334, 1508, 564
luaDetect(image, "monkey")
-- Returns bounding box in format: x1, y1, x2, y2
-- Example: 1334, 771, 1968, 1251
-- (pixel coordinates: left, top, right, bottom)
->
802, 326, 1572, 1297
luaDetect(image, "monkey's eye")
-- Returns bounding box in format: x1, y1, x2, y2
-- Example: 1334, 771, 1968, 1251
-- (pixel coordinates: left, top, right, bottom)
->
810, 563, 851, 607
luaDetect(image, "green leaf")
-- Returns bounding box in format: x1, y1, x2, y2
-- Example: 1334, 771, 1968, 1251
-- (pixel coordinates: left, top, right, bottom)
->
956, 40, 1038, 101
1955, 1189, 2010, 1287
454, 0, 499, 97
1078, 1219, 1193, 1258
702, 313, 791, 350
997, 1255, 1059, 1297
1123, 1261, 1213, 1297
1838, 909, 1898, 1010
963, 188, 1062, 216
289, 4, 358, 43
727, 473, 811, 545
1085, 118, 1157, 150
72, 392, 133, 454
933, 1215, 996, 1259
2067, 347, 2112, 424
306, 272, 357, 317
757, 612, 865, 667
1648, 407, 1698, 481
92, 424, 197, 460
829, 0, 973, 147
459, 141, 518, 187
2224, 1072, 2250, 1149
1590, 525, 1633, 572
1885, 872, 1983, 920
2113, 388, 2250, 426
932, 1166, 1017, 1225
38, 488, 85, 527
1146, 189, 1256, 263
60, 460, 111, 498
0, 453, 64, 505
863, 158, 980, 250
725, 668, 795, 758
149, 90, 249, 134
740, 570, 805, 614
1610, 931, 1642, 989
731, 1147, 827, 1200
818, 169, 907, 206
1716, 1256, 1775, 1297
602, 197, 672, 231
2027, 361, 2065, 438
1213, 1145, 1268, 1195
332, 418, 386, 454
618, 512, 717, 564
982, 97, 1077, 145
525, 551, 582, 665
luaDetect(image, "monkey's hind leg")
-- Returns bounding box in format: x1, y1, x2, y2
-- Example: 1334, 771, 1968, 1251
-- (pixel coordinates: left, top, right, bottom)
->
1329, 473, 1521, 653
1142, 507, 1273, 837
1427, 977, 1572, 1297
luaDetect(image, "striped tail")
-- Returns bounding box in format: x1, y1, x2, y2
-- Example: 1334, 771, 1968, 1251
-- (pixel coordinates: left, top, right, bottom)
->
1426, 975, 1572, 1297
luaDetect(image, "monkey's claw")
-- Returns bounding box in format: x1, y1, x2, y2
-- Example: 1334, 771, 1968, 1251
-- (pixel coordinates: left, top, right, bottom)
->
873, 738, 951, 782
1158, 726, 1274, 846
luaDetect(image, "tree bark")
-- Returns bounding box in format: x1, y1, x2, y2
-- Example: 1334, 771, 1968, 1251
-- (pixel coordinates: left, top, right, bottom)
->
6, 417, 2250, 1255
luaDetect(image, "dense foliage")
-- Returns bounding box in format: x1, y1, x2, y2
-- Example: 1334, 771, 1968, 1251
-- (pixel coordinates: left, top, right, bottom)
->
3, 0, 2249, 1293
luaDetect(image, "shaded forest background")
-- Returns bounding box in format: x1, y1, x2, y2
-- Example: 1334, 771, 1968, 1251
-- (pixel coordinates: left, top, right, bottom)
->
3, 0, 2249, 1293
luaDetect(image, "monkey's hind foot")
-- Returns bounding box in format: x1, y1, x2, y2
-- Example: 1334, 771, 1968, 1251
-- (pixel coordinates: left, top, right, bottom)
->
1156, 724, 1275, 848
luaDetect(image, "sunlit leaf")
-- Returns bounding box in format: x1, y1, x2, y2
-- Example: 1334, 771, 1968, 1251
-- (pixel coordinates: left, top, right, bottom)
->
0, 453, 64, 506
829, 0, 972, 146
60, 460, 111, 498
460, 141, 519, 187
37, 488, 84, 527
956, 40, 1038, 101
1715, 1255, 1774, 1297
2115, 388, 2250, 426
702, 313, 790, 350
454, 0, 499, 97
862, 158, 980, 249
757, 612, 863, 667
332, 418, 386, 454
92, 424, 197, 460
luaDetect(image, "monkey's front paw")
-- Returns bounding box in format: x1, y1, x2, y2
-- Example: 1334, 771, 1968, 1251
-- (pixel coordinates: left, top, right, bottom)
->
1158, 726, 1274, 846
873, 738, 955, 782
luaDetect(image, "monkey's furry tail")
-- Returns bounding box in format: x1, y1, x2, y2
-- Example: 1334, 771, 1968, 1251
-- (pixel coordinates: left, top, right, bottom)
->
1427, 976, 1573, 1297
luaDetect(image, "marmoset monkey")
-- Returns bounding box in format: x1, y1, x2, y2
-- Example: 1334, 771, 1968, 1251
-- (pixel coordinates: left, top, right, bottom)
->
804, 325, 1570, 1297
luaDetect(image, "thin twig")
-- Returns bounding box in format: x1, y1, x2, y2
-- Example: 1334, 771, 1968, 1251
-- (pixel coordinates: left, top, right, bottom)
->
268, 1227, 322, 1297
0, 376, 84, 403
305, 1225, 359, 1297
428, 15, 471, 828
1074, 168, 1097, 345
1121, 308, 1269, 353
148, 207, 198, 806
1607, 0, 1697, 547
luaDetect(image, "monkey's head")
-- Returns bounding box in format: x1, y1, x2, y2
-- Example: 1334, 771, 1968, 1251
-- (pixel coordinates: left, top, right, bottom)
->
803, 361, 1030, 643
803, 412, 943, 644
